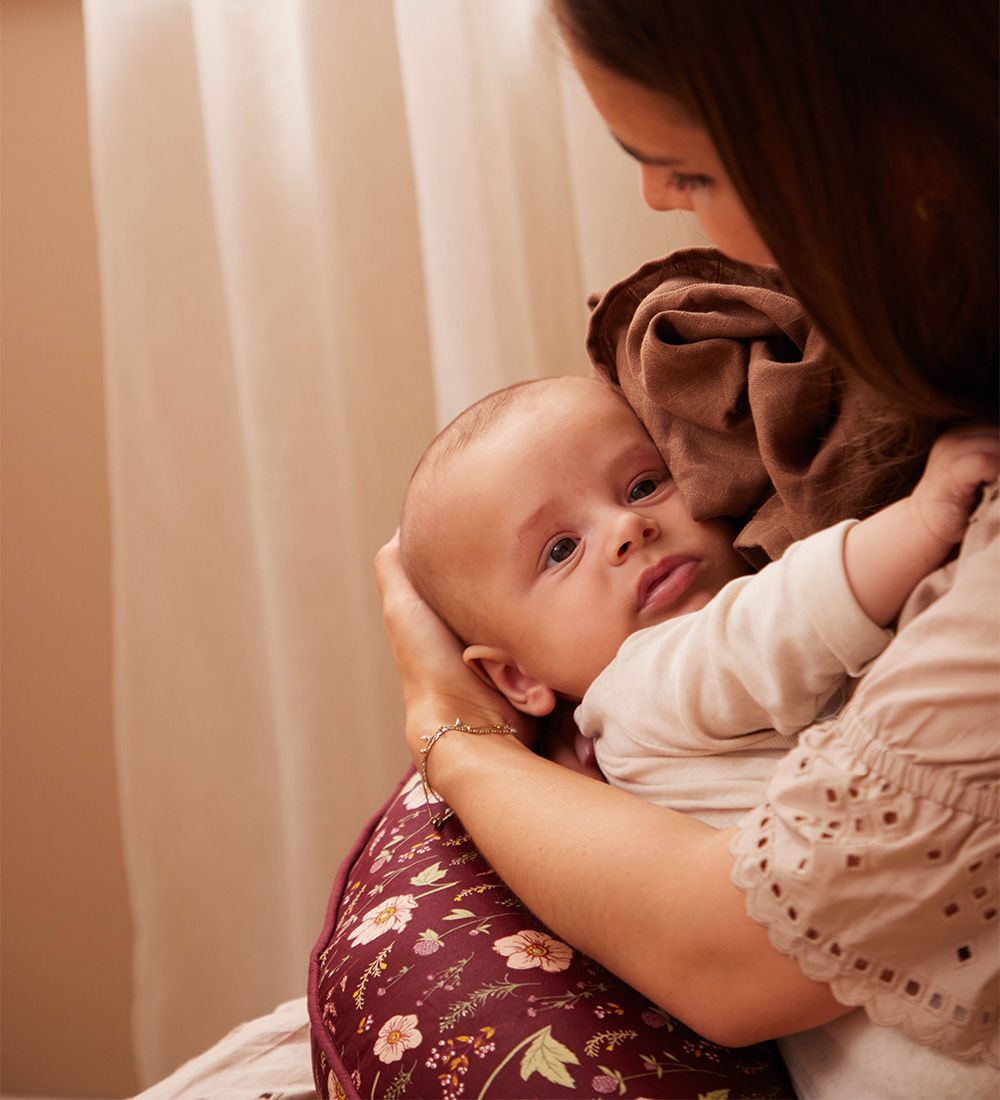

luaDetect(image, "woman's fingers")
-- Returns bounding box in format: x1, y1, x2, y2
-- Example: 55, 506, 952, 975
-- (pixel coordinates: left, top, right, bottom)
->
375, 531, 528, 758
375, 531, 469, 695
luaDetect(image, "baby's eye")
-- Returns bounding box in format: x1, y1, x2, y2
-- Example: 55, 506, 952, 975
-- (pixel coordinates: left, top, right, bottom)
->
547, 536, 579, 566
628, 478, 660, 502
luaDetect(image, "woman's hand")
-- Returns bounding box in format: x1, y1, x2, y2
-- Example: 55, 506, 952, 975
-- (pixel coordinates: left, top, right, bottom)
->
374, 532, 532, 765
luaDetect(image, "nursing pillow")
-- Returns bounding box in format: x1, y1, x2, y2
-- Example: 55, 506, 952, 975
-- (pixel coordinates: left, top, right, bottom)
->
308, 770, 794, 1099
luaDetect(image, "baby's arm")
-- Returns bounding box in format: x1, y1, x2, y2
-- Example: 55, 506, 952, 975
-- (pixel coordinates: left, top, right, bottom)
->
843, 426, 999, 626
578, 517, 892, 750
579, 427, 999, 761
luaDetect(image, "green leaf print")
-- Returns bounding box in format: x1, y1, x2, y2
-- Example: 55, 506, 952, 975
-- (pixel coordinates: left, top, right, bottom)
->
476, 1025, 580, 1098
439, 977, 537, 1031
519, 1026, 580, 1089
409, 861, 447, 886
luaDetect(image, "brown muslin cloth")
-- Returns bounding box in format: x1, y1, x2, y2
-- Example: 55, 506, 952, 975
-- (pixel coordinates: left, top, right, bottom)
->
587, 248, 888, 565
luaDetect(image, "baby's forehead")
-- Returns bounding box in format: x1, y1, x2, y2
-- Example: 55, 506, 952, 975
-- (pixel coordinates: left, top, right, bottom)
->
494, 376, 631, 435
425, 377, 647, 515
459, 388, 649, 505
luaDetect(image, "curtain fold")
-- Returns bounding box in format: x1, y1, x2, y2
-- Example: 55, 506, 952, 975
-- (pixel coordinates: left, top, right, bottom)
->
82, 0, 705, 1083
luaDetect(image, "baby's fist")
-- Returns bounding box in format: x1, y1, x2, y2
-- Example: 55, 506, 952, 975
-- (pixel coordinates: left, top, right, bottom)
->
913, 426, 1000, 547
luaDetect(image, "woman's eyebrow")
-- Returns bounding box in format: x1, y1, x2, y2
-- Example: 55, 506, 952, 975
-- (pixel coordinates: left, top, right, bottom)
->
612, 135, 683, 168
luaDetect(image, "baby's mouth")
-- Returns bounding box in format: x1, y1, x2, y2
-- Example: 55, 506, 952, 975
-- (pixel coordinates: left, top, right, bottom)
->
637, 556, 700, 612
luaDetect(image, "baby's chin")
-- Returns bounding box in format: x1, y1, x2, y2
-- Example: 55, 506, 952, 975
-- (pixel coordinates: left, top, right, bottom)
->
651, 586, 717, 623
556, 641, 635, 701
547, 674, 594, 707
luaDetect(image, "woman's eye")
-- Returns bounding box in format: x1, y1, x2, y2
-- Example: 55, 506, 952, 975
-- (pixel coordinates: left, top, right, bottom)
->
547, 537, 578, 566
669, 171, 712, 193
628, 478, 659, 502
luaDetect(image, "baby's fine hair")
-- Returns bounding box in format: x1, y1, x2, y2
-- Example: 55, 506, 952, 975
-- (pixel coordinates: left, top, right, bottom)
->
398, 376, 602, 642
399, 376, 571, 643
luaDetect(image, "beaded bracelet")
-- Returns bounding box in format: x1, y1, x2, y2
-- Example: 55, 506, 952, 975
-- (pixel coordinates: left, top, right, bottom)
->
418, 718, 518, 827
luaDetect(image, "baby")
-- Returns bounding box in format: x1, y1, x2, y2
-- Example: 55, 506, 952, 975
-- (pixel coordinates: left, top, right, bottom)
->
400, 376, 997, 825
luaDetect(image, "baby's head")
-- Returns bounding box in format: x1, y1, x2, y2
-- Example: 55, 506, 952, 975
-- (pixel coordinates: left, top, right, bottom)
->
400, 376, 748, 714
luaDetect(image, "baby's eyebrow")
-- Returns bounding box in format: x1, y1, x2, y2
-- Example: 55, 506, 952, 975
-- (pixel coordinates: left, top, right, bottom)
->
614, 437, 664, 471
513, 502, 552, 551
510, 439, 664, 553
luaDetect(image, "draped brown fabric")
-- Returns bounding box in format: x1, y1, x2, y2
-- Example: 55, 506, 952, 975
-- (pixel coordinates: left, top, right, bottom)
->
587, 248, 890, 565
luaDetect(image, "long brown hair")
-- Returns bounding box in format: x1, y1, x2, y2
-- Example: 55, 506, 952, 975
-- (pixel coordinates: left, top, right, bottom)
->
554, 0, 998, 424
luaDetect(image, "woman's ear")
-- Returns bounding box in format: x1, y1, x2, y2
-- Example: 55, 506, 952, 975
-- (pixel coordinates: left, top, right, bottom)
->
463, 645, 556, 717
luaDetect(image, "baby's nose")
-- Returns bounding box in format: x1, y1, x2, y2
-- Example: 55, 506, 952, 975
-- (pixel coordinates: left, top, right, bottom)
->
611, 514, 658, 561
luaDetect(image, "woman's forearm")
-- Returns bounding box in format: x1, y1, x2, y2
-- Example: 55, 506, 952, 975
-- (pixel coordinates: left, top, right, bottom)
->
428, 727, 847, 1046
378, 534, 845, 1043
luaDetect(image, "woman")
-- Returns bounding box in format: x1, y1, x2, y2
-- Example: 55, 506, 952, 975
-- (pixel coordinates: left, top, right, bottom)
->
375, 2, 998, 1095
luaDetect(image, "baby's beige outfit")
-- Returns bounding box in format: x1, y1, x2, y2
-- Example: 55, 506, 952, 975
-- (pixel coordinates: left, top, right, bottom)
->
576, 519, 888, 827
580, 489, 999, 1094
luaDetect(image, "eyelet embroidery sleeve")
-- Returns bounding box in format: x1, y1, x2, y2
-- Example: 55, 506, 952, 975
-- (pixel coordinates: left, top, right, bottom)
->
730, 485, 1000, 1065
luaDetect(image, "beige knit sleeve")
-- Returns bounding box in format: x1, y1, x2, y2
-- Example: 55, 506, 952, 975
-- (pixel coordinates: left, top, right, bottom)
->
577, 519, 891, 751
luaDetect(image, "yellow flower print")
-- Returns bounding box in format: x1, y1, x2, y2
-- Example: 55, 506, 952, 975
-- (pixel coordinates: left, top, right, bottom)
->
347, 894, 418, 947
373, 1013, 423, 1064
493, 929, 573, 973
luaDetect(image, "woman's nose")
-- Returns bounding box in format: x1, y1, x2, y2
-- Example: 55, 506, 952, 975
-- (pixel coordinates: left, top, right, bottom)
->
640, 166, 696, 213
609, 510, 659, 563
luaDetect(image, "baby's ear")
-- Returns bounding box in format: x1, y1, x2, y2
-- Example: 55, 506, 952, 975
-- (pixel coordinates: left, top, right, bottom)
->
463, 645, 556, 717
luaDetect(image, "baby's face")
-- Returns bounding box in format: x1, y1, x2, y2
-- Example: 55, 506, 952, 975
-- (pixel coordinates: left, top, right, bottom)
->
448, 378, 749, 700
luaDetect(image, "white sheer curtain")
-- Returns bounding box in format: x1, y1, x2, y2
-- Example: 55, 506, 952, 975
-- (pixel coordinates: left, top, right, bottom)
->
82, 0, 706, 1084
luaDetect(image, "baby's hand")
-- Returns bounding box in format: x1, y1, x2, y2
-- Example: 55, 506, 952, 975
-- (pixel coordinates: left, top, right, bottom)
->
910, 426, 999, 549
535, 703, 607, 783
842, 426, 997, 628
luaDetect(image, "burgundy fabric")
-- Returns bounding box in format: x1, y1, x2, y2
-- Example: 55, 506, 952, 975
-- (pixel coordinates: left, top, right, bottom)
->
587, 248, 893, 566
309, 770, 795, 1099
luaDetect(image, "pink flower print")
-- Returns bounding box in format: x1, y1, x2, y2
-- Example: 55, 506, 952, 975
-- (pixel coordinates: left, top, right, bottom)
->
642, 1007, 670, 1028
592, 1074, 619, 1095
373, 1013, 423, 1064
367, 825, 387, 857
347, 894, 417, 946
493, 929, 573, 973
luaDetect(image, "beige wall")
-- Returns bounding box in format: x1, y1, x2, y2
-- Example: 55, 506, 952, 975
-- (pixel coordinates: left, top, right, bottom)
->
1, 1, 138, 1095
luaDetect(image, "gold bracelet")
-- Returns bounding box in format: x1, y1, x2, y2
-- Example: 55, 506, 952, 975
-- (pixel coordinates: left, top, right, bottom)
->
418, 718, 518, 828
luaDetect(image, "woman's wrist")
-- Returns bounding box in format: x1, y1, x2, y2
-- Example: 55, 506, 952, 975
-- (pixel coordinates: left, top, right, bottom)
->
417, 718, 520, 825
415, 712, 525, 798
405, 688, 527, 751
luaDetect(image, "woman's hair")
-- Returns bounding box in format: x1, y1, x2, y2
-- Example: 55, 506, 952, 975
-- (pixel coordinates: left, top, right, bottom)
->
554, 0, 998, 424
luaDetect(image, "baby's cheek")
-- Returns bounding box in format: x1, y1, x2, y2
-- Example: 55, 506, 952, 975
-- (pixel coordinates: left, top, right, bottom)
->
585, 629, 632, 692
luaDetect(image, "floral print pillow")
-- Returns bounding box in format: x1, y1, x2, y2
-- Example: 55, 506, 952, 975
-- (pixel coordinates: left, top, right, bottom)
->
308, 770, 795, 1099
